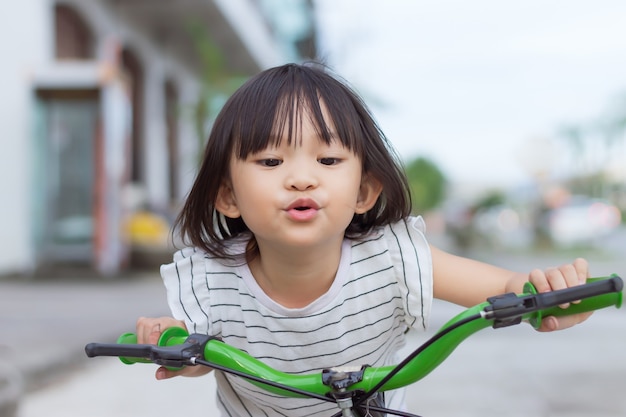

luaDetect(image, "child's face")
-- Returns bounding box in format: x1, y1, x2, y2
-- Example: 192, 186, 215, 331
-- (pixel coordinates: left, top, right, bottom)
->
216, 104, 381, 251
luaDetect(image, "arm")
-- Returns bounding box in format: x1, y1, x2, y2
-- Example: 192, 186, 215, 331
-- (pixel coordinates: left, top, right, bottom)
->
430, 245, 592, 331
136, 316, 213, 379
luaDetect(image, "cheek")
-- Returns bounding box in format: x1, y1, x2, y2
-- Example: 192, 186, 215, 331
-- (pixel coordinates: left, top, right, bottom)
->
231, 176, 270, 209
338, 170, 363, 193
330, 177, 362, 206
230, 165, 259, 191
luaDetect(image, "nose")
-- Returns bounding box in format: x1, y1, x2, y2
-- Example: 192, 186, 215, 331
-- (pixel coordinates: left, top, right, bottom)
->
285, 162, 319, 191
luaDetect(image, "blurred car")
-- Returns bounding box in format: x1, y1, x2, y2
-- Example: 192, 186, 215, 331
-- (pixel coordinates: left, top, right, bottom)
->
472, 204, 534, 249
543, 196, 622, 246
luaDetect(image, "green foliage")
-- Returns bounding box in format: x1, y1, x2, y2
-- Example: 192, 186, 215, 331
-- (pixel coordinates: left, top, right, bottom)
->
472, 190, 506, 212
556, 92, 626, 201
404, 157, 447, 213
186, 20, 248, 163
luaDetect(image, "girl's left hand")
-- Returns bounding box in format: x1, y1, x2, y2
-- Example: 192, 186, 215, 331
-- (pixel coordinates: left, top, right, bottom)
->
528, 257, 592, 332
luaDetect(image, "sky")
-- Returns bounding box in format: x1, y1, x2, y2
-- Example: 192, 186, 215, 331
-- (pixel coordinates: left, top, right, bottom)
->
313, 0, 626, 189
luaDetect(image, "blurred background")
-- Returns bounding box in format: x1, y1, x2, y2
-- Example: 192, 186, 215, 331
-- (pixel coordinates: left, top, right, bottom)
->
1, 1, 626, 416
1, 0, 624, 278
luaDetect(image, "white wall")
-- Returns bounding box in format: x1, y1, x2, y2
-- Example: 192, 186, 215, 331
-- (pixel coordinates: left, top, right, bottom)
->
0, 0, 50, 273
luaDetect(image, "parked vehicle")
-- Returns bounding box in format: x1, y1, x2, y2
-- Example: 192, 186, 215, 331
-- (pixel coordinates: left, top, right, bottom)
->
542, 196, 622, 246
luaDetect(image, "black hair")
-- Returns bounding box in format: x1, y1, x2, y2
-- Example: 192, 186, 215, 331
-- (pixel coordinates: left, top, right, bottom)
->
174, 62, 411, 258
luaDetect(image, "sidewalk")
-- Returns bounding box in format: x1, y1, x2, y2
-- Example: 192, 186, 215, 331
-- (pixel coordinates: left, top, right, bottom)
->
1, 268, 171, 408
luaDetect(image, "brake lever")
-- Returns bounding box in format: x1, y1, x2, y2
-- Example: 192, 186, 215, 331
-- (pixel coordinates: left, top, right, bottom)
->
147, 333, 213, 368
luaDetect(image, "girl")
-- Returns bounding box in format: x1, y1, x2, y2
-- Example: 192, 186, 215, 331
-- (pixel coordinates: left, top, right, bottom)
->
137, 62, 590, 416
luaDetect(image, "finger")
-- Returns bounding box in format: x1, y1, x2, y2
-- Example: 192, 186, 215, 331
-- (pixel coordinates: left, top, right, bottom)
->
157, 366, 191, 380
557, 263, 582, 305
558, 261, 589, 304
136, 317, 187, 345
529, 268, 551, 294
573, 257, 589, 284
156, 366, 172, 380
544, 267, 571, 308
537, 315, 559, 332
537, 311, 592, 332
558, 263, 580, 287
155, 364, 211, 380
148, 323, 162, 345
136, 317, 152, 344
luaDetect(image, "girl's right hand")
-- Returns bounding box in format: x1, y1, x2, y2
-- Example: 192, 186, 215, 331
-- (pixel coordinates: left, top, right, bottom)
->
136, 316, 212, 380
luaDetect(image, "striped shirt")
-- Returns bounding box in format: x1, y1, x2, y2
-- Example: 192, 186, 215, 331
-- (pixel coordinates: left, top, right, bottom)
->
161, 216, 433, 416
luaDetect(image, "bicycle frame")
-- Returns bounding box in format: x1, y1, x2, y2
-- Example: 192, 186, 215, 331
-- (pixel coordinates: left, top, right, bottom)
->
86, 275, 623, 417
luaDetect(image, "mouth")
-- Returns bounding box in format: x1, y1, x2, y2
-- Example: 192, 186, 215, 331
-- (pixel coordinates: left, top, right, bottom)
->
286, 198, 320, 220
287, 198, 319, 211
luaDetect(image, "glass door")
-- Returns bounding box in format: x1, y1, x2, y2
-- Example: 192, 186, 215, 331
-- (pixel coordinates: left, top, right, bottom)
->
36, 92, 99, 262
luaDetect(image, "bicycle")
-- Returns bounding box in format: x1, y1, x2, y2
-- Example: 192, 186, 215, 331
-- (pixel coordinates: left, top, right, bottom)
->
85, 274, 623, 417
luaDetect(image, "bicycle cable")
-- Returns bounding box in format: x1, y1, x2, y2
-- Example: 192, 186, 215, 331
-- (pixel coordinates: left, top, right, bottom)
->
353, 313, 483, 411
193, 358, 334, 403
330, 402, 424, 417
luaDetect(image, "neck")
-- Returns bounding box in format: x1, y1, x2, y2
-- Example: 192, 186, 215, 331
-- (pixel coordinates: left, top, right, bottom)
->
248, 238, 344, 308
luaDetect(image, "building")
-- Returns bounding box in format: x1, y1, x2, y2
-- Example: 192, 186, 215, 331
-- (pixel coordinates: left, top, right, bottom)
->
1, 0, 315, 276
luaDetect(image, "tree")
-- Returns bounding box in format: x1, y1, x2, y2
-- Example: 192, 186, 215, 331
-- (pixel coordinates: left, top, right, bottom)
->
557, 92, 626, 198
186, 20, 248, 164
404, 157, 447, 214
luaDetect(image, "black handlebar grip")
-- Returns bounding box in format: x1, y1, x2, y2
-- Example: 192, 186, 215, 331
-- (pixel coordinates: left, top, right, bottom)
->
536, 275, 623, 310
85, 342, 153, 360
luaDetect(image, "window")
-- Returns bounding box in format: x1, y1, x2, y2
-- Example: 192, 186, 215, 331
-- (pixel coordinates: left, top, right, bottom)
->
54, 4, 95, 59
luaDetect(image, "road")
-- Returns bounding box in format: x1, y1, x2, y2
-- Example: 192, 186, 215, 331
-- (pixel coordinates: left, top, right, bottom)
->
14, 250, 626, 417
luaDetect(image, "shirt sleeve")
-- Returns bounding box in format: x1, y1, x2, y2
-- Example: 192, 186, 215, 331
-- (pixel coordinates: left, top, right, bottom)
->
388, 216, 434, 331
160, 247, 212, 335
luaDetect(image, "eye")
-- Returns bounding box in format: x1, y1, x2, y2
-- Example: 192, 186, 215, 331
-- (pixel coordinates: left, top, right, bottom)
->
258, 158, 282, 167
319, 157, 341, 166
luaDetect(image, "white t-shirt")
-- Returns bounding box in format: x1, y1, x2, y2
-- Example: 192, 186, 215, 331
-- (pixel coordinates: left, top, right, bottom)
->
161, 216, 434, 416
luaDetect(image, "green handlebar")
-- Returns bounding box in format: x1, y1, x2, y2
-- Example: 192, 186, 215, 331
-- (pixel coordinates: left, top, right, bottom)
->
111, 274, 623, 397
523, 275, 622, 328
116, 329, 326, 396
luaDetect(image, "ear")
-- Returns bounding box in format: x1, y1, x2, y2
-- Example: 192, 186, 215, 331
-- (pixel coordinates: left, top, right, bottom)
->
215, 181, 241, 219
355, 175, 383, 214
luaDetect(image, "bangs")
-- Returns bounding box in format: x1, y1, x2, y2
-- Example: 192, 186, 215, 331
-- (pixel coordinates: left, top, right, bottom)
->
228, 64, 365, 159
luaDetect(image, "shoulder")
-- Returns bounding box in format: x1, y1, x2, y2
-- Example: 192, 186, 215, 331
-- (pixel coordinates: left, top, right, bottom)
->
162, 237, 249, 274
350, 215, 432, 283
160, 245, 247, 290
160, 247, 207, 279
382, 215, 430, 269
387, 215, 427, 236
353, 216, 428, 253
